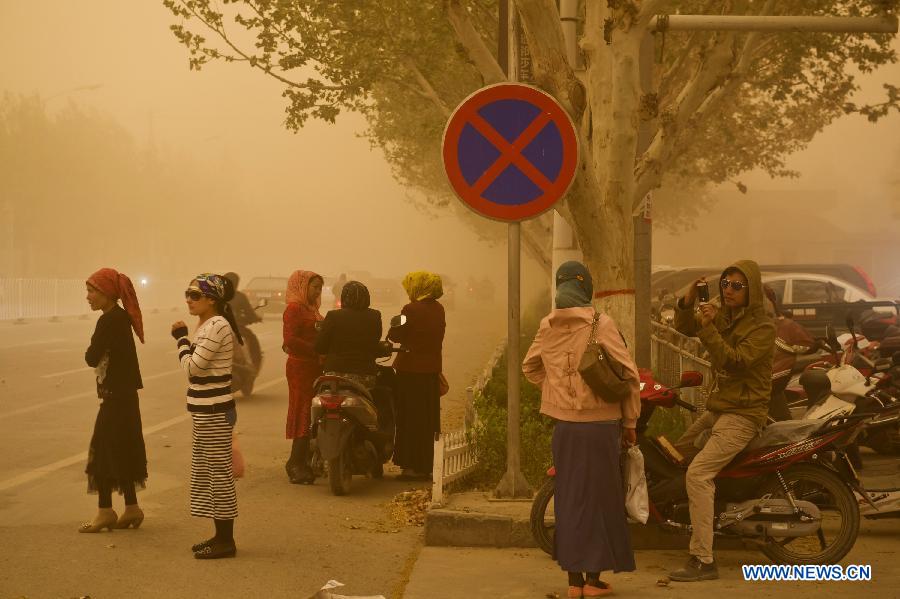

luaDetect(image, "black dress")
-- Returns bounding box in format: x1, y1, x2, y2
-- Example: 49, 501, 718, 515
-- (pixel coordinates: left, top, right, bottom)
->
84, 305, 148, 493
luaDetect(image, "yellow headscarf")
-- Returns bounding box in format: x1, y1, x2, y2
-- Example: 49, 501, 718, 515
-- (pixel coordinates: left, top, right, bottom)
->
402, 271, 443, 302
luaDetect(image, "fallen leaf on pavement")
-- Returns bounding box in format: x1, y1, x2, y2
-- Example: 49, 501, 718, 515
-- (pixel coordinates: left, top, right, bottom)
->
388, 489, 431, 527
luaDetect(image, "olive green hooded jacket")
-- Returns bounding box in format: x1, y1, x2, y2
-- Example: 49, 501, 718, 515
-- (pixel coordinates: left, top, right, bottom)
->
674, 259, 775, 427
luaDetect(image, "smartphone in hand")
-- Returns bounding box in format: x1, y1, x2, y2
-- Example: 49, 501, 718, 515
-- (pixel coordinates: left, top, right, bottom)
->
696, 281, 710, 304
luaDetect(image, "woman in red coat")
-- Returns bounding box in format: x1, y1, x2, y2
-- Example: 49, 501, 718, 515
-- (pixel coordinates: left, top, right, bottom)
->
282, 270, 324, 484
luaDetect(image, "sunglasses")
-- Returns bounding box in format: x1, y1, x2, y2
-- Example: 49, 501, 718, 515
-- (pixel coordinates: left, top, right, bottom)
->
184, 289, 205, 301
720, 279, 748, 292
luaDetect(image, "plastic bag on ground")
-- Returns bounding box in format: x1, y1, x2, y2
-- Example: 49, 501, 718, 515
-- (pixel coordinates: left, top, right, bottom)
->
307, 580, 386, 599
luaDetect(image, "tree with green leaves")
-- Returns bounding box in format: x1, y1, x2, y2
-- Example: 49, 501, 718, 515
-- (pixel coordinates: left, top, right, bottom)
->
164, 0, 899, 341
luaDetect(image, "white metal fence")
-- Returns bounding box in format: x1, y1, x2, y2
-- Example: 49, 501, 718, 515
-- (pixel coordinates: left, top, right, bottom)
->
650, 320, 711, 416
431, 340, 506, 506
0, 278, 185, 322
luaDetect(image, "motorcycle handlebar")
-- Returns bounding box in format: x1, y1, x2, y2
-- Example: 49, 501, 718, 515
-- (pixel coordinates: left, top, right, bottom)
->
675, 398, 698, 412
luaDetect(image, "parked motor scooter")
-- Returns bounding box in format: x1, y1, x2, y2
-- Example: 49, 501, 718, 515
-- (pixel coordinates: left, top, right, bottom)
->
231, 298, 267, 397
308, 314, 406, 496
799, 320, 900, 456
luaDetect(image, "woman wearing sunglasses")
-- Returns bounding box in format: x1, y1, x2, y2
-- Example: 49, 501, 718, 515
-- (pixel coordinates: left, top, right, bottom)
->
669, 260, 775, 582
171, 274, 243, 559
80, 268, 148, 533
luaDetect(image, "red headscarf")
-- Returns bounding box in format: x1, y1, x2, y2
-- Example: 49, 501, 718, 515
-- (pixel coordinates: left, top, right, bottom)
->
286, 270, 324, 320
87, 268, 145, 343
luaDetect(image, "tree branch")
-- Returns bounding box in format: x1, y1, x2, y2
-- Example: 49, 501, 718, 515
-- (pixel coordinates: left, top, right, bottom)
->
175, 0, 357, 93
514, 0, 584, 117
445, 0, 507, 85
404, 59, 452, 117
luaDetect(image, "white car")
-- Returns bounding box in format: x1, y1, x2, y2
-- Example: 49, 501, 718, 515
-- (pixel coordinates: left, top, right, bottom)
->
761, 272, 878, 305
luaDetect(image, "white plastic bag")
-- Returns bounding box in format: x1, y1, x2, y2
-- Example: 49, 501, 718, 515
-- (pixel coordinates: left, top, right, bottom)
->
623, 445, 649, 524
308, 580, 386, 599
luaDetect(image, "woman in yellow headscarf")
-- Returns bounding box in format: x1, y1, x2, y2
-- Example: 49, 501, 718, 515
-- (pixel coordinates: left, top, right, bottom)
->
388, 271, 446, 480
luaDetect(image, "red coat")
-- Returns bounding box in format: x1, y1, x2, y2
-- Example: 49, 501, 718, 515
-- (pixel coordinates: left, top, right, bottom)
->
388, 300, 445, 373
283, 303, 319, 361
283, 302, 322, 438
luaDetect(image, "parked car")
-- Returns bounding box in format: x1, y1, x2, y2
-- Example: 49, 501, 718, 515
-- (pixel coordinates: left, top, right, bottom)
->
763, 272, 897, 338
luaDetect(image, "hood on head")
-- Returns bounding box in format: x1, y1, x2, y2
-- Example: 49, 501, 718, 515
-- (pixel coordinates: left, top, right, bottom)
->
719, 259, 765, 315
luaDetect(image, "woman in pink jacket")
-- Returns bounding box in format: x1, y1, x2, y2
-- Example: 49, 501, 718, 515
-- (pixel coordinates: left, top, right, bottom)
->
522, 261, 641, 598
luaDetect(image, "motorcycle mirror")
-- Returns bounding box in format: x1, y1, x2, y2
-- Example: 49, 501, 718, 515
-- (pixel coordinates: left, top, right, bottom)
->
825, 324, 840, 352
678, 371, 703, 388
845, 315, 856, 337
256, 298, 269, 308
390, 314, 407, 328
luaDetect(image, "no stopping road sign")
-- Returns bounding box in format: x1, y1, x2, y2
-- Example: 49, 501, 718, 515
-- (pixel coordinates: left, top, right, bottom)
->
442, 83, 578, 222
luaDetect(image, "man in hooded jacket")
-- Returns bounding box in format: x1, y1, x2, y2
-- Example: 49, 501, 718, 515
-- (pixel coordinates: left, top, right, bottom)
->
669, 260, 775, 582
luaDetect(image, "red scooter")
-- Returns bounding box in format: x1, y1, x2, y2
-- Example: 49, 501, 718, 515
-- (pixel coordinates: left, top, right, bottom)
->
531, 370, 872, 565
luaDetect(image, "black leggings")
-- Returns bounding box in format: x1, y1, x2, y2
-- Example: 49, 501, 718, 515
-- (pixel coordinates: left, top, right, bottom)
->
97, 480, 137, 508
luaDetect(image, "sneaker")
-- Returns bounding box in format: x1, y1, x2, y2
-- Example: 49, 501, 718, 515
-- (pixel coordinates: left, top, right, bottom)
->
669, 555, 718, 581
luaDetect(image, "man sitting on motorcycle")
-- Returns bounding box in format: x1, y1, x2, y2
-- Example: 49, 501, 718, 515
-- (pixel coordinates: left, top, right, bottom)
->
314, 281, 395, 435
669, 260, 775, 582
224, 272, 263, 328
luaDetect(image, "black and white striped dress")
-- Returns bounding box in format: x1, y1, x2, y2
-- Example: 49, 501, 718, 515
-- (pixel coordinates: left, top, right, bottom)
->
175, 316, 238, 520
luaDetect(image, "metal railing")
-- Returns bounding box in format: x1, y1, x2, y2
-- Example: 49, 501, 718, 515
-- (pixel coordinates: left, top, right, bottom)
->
650, 320, 711, 417
431, 340, 506, 507
0, 278, 184, 322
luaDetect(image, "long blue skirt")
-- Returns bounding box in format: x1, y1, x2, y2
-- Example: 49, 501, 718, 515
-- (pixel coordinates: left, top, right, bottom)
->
552, 420, 636, 573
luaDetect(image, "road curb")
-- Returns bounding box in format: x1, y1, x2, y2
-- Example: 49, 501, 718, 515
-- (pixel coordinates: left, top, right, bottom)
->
424, 493, 746, 550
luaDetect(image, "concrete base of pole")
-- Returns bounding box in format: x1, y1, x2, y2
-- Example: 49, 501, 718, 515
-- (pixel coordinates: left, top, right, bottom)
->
493, 468, 533, 499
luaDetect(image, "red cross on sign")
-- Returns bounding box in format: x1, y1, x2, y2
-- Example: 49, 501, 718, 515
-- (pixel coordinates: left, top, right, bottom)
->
442, 83, 579, 222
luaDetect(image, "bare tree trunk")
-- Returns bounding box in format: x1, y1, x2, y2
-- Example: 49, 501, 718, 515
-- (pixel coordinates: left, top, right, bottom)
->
585, 29, 643, 347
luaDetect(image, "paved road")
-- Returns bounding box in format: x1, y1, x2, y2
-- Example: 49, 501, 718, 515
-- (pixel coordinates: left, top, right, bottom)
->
0, 303, 505, 598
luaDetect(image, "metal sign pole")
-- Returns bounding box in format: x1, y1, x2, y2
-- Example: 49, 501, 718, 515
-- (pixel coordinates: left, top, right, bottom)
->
495, 220, 531, 498
494, 0, 531, 499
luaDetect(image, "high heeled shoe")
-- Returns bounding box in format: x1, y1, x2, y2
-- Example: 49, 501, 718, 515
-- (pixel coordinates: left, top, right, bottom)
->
115, 506, 144, 529
78, 508, 118, 533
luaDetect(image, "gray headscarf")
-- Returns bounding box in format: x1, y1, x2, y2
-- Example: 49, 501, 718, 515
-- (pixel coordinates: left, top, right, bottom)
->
555, 261, 593, 309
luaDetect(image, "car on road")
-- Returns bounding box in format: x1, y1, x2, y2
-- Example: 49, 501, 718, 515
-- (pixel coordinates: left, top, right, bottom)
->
243, 276, 288, 312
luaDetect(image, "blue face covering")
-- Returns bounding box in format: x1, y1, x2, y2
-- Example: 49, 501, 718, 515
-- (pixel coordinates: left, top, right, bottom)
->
555, 261, 593, 309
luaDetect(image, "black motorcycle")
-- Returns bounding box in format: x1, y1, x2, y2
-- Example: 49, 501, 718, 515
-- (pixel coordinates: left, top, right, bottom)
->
309, 314, 405, 495
231, 298, 267, 397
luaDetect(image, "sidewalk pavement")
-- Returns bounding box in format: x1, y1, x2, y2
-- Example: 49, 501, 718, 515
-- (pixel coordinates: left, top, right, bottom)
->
404, 543, 889, 599
407, 450, 900, 598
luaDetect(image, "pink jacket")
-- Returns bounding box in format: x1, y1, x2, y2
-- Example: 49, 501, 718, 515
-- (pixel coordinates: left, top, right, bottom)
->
522, 307, 641, 428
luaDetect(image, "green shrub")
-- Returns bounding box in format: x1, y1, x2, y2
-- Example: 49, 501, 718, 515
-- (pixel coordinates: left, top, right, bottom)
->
468, 303, 554, 489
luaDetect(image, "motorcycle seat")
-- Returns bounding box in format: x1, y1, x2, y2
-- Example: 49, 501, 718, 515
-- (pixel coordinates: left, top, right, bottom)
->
744, 419, 825, 451
315, 374, 375, 403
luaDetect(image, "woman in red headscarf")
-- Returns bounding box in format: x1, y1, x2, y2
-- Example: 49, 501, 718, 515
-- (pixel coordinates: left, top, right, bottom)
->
282, 270, 325, 484
79, 268, 148, 533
